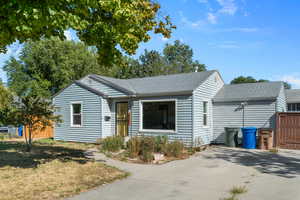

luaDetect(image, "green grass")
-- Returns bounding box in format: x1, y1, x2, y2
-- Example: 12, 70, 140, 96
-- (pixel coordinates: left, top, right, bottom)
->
229, 186, 248, 195
269, 148, 279, 153
220, 186, 248, 200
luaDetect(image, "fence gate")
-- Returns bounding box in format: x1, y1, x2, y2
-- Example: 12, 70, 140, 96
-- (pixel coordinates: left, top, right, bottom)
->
276, 112, 300, 149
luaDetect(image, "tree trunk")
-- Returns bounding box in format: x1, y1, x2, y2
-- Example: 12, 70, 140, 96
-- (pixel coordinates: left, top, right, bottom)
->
25, 125, 32, 152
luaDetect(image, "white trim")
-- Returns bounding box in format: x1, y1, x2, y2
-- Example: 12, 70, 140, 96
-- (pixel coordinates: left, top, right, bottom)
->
139, 99, 177, 133
70, 101, 83, 127
202, 100, 210, 128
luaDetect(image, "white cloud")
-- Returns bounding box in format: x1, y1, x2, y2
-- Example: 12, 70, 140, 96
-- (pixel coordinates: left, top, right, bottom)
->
160, 37, 169, 42
207, 13, 217, 24
280, 75, 300, 89
209, 41, 240, 49
179, 11, 206, 28
216, 0, 238, 15
64, 30, 73, 40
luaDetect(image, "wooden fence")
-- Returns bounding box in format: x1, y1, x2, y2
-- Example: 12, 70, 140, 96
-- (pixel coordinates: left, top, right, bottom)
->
24, 125, 53, 139
276, 112, 300, 149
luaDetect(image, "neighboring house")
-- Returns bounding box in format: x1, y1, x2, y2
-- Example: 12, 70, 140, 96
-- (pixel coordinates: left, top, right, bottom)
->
52, 70, 286, 146
285, 89, 300, 112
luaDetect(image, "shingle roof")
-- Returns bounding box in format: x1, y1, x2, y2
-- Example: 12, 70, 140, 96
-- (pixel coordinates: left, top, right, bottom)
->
286, 89, 300, 103
90, 70, 217, 96
213, 82, 283, 102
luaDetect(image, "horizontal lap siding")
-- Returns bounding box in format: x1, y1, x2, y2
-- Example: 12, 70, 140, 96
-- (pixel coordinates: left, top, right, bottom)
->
53, 83, 102, 143
193, 72, 224, 146
81, 77, 127, 97
130, 96, 193, 146
213, 101, 276, 143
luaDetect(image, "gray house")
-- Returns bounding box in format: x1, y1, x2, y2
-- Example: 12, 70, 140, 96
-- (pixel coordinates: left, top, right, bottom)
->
286, 89, 300, 112
53, 70, 286, 146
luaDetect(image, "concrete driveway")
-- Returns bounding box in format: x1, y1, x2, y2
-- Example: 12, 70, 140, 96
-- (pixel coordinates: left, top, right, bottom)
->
68, 147, 300, 200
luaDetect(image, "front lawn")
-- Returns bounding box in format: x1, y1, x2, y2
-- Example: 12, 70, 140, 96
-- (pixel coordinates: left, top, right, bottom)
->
0, 139, 128, 200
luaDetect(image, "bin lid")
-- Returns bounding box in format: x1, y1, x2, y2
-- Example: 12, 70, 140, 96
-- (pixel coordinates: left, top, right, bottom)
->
242, 127, 257, 131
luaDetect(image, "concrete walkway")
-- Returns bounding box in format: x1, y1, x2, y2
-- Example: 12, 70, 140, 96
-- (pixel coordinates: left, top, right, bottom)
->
68, 147, 300, 200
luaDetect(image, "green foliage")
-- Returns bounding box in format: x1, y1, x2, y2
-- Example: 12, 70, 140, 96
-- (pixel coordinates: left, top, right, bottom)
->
2, 95, 61, 151
230, 76, 259, 84
0, 1, 175, 65
110, 40, 207, 79
140, 137, 155, 162
0, 83, 14, 121
164, 141, 184, 158
4, 38, 103, 97
154, 136, 168, 153
229, 186, 247, 195
284, 82, 292, 89
231, 76, 292, 89
127, 137, 141, 158
101, 136, 124, 152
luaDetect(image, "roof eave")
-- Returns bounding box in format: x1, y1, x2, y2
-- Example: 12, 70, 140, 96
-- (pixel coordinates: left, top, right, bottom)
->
213, 96, 278, 103
135, 90, 193, 97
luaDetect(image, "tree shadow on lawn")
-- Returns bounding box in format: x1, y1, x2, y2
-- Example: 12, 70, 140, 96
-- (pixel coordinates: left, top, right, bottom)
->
205, 147, 300, 178
0, 141, 91, 169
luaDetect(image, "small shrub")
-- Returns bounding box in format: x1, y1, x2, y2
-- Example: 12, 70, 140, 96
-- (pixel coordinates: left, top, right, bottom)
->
140, 137, 155, 162
229, 186, 247, 195
154, 136, 168, 153
101, 136, 124, 152
127, 137, 141, 158
164, 140, 184, 158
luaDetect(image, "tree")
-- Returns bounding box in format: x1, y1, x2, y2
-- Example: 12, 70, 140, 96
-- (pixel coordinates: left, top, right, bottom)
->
4, 38, 104, 97
110, 40, 207, 79
231, 76, 292, 89
230, 76, 258, 84
163, 40, 206, 73
0, 83, 14, 126
4, 96, 61, 152
0, 0, 175, 65
284, 82, 292, 89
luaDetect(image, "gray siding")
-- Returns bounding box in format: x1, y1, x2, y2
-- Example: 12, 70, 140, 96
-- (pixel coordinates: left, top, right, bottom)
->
193, 72, 224, 146
213, 100, 276, 143
81, 76, 127, 97
276, 86, 287, 112
129, 95, 193, 146
53, 83, 102, 143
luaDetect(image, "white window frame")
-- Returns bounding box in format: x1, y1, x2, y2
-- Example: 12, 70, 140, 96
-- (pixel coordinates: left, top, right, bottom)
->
139, 99, 177, 133
203, 101, 209, 128
70, 101, 83, 127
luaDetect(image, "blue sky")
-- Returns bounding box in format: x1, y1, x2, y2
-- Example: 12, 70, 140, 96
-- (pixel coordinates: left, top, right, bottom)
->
1, 0, 300, 88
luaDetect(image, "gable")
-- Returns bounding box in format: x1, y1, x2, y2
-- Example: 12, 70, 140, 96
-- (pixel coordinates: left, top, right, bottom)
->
80, 76, 128, 98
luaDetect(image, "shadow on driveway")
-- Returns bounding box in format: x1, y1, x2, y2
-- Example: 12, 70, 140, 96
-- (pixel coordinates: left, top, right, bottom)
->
204, 147, 300, 178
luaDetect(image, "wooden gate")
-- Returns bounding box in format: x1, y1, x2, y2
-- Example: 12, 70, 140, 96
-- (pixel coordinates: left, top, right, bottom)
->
276, 112, 300, 149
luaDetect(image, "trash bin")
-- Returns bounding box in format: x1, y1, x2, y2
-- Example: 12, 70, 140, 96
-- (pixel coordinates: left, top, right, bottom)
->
242, 127, 257, 149
224, 127, 240, 147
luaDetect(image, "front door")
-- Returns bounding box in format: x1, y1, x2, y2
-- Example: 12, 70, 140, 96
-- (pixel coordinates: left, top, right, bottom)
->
116, 102, 129, 137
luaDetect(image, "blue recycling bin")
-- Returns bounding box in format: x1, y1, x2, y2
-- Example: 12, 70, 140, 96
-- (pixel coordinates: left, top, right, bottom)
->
18, 126, 23, 137
242, 127, 257, 149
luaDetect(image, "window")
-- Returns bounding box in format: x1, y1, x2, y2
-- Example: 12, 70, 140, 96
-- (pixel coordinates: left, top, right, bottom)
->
71, 103, 82, 126
203, 101, 208, 126
141, 101, 176, 131
288, 103, 300, 112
